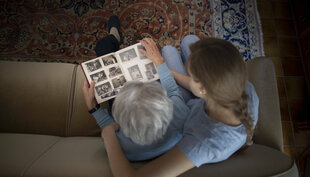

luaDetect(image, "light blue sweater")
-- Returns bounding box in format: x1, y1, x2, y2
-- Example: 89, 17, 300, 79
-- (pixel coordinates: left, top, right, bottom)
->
177, 82, 259, 167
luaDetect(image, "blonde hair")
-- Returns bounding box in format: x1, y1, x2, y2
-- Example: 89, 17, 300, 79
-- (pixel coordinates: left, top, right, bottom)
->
186, 38, 254, 145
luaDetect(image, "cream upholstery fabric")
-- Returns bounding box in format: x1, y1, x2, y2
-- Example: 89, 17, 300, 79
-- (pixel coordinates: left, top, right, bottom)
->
0, 61, 75, 136
0, 58, 299, 177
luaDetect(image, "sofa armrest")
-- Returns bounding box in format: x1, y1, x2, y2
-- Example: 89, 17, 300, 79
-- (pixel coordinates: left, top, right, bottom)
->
246, 57, 283, 152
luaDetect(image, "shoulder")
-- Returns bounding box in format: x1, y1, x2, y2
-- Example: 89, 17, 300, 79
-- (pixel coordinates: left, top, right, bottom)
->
187, 98, 204, 109
179, 110, 246, 167
177, 125, 245, 167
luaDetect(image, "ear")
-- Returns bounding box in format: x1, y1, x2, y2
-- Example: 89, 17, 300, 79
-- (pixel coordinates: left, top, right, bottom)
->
200, 87, 207, 95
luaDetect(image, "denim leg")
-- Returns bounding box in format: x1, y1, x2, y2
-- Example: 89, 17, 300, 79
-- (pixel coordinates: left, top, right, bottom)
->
161, 45, 194, 102
180, 35, 200, 63
161, 45, 187, 75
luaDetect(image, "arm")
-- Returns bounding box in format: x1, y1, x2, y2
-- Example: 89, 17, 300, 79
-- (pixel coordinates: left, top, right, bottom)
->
102, 124, 195, 177
157, 63, 182, 98
170, 70, 191, 92
139, 38, 191, 94
92, 108, 115, 129
82, 80, 115, 129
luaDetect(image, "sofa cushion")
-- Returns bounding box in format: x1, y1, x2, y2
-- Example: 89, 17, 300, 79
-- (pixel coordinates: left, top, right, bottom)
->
68, 66, 108, 136
246, 57, 283, 151
21, 137, 296, 177
178, 144, 296, 177
0, 61, 75, 136
0, 133, 60, 177
24, 137, 112, 177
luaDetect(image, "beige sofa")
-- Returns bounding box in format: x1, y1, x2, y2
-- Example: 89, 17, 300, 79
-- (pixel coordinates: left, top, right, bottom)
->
0, 57, 299, 177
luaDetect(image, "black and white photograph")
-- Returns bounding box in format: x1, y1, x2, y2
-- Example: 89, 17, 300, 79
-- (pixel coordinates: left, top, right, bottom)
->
137, 45, 148, 59
95, 82, 112, 96
128, 65, 143, 80
90, 70, 107, 83
145, 62, 157, 74
101, 55, 117, 66
146, 71, 155, 80
100, 89, 119, 99
108, 66, 123, 78
119, 48, 137, 62
112, 76, 127, 89
85, 59, 102, 72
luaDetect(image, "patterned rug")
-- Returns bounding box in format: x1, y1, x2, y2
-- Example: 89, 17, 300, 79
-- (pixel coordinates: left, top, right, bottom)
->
0, 0, 264, 63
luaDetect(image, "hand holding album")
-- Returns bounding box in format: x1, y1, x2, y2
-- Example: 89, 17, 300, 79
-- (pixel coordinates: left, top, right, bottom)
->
139, 38, 164, 66
81, 43, 160, 103
82, 80, 97, 110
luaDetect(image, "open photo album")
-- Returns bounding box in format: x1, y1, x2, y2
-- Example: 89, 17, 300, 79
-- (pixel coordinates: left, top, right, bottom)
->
81, 43, 160, 104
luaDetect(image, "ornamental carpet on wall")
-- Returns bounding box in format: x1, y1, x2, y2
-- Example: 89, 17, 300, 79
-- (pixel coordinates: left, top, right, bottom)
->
0, 0, 264, 63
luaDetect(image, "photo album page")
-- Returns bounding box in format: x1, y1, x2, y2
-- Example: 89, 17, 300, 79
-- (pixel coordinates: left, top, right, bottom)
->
81, 43, 160, 104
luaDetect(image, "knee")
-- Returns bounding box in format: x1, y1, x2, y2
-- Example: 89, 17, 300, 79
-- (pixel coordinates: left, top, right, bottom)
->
181, 35, 200, 47
161, 45, 178, 56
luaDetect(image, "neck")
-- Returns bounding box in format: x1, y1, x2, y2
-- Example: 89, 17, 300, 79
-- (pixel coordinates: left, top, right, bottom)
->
204, 101, 241, 126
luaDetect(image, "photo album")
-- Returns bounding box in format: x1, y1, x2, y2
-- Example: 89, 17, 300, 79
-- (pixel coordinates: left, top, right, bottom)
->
81, 43, 160, 104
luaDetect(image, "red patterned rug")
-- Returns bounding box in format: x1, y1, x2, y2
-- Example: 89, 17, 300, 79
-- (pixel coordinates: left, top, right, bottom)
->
0, 0, 263, 63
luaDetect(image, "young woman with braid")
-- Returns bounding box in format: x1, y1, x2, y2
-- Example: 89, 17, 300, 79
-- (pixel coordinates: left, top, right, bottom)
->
100, 35, 259, 177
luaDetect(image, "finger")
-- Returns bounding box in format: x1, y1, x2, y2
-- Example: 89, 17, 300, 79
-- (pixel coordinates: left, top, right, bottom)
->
145, 38, 157, 50
90, 81, 95, 90
142, 37, 150, 42
144, 38, 153, 45
148, 38, 156, 46
141, 41, 152, 53
140, 40, 146, 47
140, 38, 148, 46
82, 80, 89, 92
139, 49, 147, 56
146, 38, 156, 46
83, 79, 89, 87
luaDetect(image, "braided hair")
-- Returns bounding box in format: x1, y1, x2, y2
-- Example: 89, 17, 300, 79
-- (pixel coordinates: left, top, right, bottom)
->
186, 38, 254, 145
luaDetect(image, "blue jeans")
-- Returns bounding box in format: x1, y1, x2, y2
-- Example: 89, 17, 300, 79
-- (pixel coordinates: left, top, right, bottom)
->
161, 35, 200, 103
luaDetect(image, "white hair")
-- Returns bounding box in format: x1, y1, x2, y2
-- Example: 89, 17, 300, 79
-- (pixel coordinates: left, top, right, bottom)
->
112, 81, 173, 145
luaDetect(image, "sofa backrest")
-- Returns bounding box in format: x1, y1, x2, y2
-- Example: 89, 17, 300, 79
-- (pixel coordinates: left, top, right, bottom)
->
0, 58, 283, 152
0, 61, 106, 137
0, 61, 75, 136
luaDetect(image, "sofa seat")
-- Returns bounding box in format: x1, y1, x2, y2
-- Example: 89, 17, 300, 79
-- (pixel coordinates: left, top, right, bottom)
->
0, 133, 297, 177
179, 144, 298, 177
0, 134, 60, 177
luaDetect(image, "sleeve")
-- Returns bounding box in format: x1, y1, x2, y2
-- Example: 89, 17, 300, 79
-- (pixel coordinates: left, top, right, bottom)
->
157, 63, 190, 131
156, 63, 184, 100
91, 108, 115, 129
177, 135, 216, 167
177, 130, 240, 167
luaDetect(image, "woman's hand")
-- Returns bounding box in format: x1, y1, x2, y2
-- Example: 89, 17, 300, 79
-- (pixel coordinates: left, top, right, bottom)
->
139, 38, 164, 66
82, 80, 97, 111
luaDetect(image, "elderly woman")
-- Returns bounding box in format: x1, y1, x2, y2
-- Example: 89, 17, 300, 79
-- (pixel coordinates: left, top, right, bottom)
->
83, 14, 189, 161
83, 61, 189, 160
